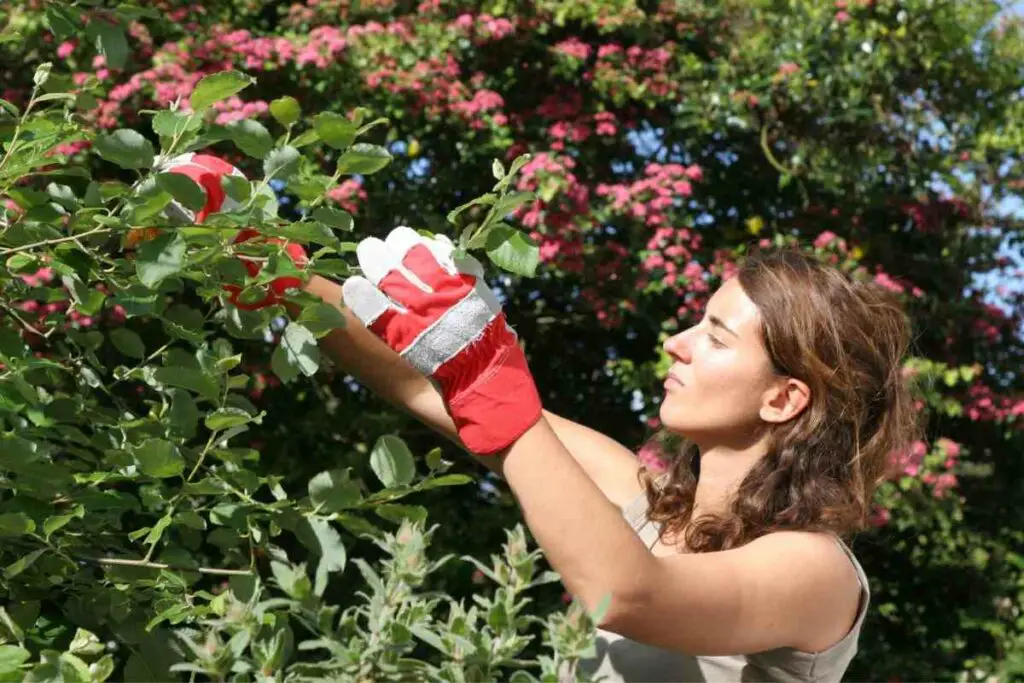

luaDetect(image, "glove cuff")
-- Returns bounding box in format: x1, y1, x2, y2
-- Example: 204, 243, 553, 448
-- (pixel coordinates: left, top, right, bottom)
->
447, 347, 543, 455
438, 317, 543, 455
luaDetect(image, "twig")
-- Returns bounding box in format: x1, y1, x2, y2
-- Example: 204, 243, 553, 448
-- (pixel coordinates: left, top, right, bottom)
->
0, 302, 52, 339
89, 556, 253, 576
0, 226, 112, 256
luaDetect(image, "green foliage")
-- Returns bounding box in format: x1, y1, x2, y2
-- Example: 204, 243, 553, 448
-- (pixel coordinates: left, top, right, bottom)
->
0, 0, 1022, 680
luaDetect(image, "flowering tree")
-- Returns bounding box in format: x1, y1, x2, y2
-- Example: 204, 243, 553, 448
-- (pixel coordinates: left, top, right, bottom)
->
0, 0, 1022, 680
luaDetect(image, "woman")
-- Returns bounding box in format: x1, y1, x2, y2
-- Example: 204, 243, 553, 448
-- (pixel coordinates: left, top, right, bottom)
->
321, 226, 919, 682
167, 154, 918, 681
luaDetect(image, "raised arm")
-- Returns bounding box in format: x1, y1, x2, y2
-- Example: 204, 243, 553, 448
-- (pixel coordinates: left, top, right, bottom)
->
295, 274, 644, 509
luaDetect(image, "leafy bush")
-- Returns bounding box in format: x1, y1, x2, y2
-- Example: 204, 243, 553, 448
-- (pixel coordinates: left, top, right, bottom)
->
1, 1, 1022, 680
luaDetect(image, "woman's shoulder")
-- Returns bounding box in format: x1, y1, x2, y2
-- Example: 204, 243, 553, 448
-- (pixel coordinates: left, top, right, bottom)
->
743, 530, 866, 653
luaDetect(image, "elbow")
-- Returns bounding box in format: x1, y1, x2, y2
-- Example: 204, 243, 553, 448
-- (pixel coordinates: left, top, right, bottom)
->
580, 573, 652, 634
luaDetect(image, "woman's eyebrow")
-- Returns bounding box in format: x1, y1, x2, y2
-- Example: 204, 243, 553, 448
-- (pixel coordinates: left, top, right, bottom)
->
708, 315, 739, 339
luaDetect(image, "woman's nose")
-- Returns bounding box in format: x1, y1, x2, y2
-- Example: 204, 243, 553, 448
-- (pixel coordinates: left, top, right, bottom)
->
663, 330, 692, 363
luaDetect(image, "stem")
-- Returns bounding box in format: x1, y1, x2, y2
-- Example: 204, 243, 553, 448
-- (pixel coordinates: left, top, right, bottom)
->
0, 227, 112, 256
89, 556, 253, 576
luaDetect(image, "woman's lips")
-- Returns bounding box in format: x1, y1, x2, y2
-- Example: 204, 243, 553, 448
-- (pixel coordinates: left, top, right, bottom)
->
664, 373, 684, 389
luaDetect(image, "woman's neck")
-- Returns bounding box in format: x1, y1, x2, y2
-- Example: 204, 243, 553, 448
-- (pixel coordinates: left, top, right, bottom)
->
692, 441, 767, 517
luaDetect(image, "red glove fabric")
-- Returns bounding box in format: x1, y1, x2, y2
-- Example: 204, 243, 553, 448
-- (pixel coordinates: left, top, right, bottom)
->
342, 226, 542, 455
160, 153, 308, 310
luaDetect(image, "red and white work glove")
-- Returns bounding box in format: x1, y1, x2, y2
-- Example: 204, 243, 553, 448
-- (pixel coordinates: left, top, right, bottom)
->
342, 227, 542, 455
158, 153, 308, 310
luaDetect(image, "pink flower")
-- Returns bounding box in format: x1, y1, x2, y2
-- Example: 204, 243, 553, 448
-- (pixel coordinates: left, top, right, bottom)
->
57, 40, 77, 59
637, 444, 668, 473
554, 37, 591, 60
813, 231, 838, 249
868, 505, 891, 527
777, 62, 801, 77
835, 10, 851, 23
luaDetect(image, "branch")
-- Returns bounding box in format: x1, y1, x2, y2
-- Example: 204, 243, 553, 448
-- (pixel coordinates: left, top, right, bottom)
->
88, 556, 253, 576
0, 226, 113, 256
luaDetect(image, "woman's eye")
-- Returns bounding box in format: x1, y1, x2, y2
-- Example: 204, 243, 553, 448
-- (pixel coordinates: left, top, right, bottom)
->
708, 334, 726, 348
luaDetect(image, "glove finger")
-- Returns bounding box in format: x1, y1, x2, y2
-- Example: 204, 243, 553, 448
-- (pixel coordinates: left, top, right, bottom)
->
386, 226, 467, 292
355, 237, 402, 286
342, 276, 399, 327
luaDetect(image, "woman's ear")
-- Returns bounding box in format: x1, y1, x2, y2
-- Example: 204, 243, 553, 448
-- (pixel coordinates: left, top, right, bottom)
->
760, 377, 811, 424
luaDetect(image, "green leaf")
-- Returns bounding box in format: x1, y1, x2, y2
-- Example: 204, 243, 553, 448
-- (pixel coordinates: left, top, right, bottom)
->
204, 407, 252, 431
311, 206, 353, 231
221, 174, 251, 203
0, 645, 30, 675
313, 112, 358, 150
264, 146, 300, 180
43, 504, 84, 539
0, 513, 35, 537
94, 129, 155, 170
190, 70, 255, 113
168, 389, 199, 439
114, 284, 164, 317
337, 143, 392, 175
88, 20, 129, 70
136, 231, 186, 287
227, 119, 273, 159
152, 110, 202, 138
370, 435, 416, 488
484, 226, 539, 277
155, 172, 207, 212
154, 366, 219, 401
418, 474, 473, 490
296, 303, 346, 337
45, 6, 76, 40
109, 328, 145, 359
273, 323, 320, 381
308, 469, 362, 513
68, 628, 104, 657
492, 159, 506, 179
3, 549, 45, 578
270, 96, 301, 127
61, 274, 106, 316
135, 439, 184, 478
374, 504, 428, 524
306, 518, 346, 597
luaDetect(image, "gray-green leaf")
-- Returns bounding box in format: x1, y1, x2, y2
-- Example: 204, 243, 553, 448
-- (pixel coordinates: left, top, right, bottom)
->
94, 129, 155, 170
136, 231, 186, 287
190, 70, 255, 113
338, 143, 392, 175
152, 111, 202, 138
484, 226, 539, 277
154, 366, 219, 401
109, 328, 145, 359
308, 469, 362, 513
306, 518, 346, 597
370, 435, 416, 488
311, 206, 353, 231
269, 96, 301, 127
227, 119, 273, 159
88, 20, 129, 70
155, 172, 207, 212
204, 407, 252, 431
135, 439, 184, 478
0, 513, 35, 537
313, 112, 358, 150
272, 323, 319, 381
264, 146, 300, 180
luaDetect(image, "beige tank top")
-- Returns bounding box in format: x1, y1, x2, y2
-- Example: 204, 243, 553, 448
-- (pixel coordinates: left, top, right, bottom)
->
579, 489, 871, 682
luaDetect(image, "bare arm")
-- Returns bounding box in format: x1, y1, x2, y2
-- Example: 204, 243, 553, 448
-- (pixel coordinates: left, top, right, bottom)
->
293, 275, 643, 508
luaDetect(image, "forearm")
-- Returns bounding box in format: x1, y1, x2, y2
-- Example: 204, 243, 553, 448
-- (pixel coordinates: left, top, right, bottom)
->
294, 275, 463, 445
498, 416, 655, 622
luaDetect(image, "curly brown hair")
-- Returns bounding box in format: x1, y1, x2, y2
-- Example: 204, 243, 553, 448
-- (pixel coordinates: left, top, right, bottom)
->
640, 247, 923, 552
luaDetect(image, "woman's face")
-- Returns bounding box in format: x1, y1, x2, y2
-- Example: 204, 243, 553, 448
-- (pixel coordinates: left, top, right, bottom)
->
659, 278, 782, 446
